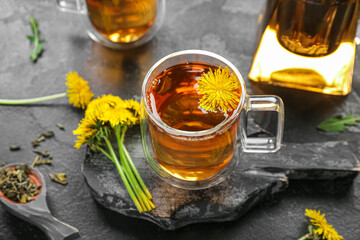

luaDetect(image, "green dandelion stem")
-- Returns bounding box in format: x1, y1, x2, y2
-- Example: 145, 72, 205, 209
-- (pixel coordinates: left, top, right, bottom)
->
0, 92, 67, 105
104, 137, 143, 213
120, 127, 154, 209
115, 127, 147, 211
297, 233, 312, 240
96, 146, 114, 163
119, 153, 147, 212
121, 124, 152, 200
115, 125, 153, 211
122, 141, 153, 200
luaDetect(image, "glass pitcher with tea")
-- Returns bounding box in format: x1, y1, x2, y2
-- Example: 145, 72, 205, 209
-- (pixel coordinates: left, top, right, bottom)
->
249, 0, 360, 95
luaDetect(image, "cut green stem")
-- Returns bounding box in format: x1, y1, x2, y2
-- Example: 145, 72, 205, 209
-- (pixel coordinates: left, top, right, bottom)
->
0, 92, 67, 105
115, 125, 153, 211
96, 146, 114, 163
120, 125, 153, 200
117, 132, 147, 211
298, 234, 312, 240
104, 137, 143, 213
99, 143, 142, 212
122, 143, 153, 200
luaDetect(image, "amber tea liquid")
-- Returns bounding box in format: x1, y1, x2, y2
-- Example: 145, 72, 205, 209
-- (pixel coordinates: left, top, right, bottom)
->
146, 63, 241, 181
85, 0, 157, 43
249, 0, 359, 95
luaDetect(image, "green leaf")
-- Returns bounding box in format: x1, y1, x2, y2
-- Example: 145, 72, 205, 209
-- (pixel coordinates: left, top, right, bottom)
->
28, 15, 44, 62
317, 114, 360, 132
27, 35, 35, 42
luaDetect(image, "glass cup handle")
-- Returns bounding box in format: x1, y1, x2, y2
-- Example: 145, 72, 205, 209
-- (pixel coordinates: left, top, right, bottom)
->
241, 95, 284, 153
56, 0, 87, 14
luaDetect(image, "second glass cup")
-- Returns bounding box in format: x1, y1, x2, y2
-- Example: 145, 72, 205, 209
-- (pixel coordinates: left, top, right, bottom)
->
141, 50, 285, 190
57, 0, 165, 49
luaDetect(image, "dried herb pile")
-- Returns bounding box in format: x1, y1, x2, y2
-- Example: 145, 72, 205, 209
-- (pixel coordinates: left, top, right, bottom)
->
0, 164, 41, 203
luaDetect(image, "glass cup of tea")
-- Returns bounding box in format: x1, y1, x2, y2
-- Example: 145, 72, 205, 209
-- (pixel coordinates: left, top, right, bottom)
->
141, 50, 285, 190
56, 0, 165, 49
249, 0, 360, 95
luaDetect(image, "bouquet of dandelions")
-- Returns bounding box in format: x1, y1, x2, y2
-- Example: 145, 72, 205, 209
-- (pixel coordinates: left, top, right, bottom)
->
73, 94, 155, 213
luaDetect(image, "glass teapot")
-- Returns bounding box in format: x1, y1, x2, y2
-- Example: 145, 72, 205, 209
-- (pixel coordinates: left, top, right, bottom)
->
249, 0, 360, 95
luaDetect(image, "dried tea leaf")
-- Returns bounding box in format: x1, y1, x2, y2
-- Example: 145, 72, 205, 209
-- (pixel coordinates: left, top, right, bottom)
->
9, 145, 21, 151
32, 131, 55, 148
56, 173, 67, 182
42, 131, 54, 138
31, 140, 40, 147
17, 172, 22, 182
37, 135, 46, 142
31, 155, 40, 167
20, 194, 28, 204
49, 173, 67, 185
35, 135, 46, 144
33, 149, 51, 158
16, 164, 31, 175
36, 160, 52, 165
56, 123, 65, 131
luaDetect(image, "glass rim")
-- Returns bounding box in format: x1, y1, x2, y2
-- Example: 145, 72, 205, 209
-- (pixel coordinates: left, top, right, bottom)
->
141, 49, 247, 136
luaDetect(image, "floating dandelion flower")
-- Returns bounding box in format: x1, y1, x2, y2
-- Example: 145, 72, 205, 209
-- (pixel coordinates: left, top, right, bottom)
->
196, 66, 240, 114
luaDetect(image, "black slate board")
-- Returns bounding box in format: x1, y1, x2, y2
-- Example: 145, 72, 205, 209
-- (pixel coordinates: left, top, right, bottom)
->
82, 126, 359, 230
241, 141, 360, 179
82, 127, 288, 230
83, 152, 287, 230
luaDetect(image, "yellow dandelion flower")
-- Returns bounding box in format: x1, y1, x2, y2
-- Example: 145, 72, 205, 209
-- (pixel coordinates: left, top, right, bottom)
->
125, 99, 141, 116
73, 94, 141, 148
86, 94, 121, 120
66, 72, 94, 109
73, 112, 98, 149
101, 107, 134, 127
82, 94, 141, 127
124, 99, 141, 124
305, 209, 343, 240
99, 98, 141, 127
196, 66, 240, 114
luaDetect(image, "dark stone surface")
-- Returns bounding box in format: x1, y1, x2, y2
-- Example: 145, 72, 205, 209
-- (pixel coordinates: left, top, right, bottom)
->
82, 127, 288, 230
1, 0, 360, 239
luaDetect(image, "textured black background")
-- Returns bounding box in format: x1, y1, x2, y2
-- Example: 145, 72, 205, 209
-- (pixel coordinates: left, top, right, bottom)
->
0, 0, 360, 239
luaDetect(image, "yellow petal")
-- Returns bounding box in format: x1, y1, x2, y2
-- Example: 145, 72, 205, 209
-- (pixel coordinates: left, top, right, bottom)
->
196, 66, 240, 113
